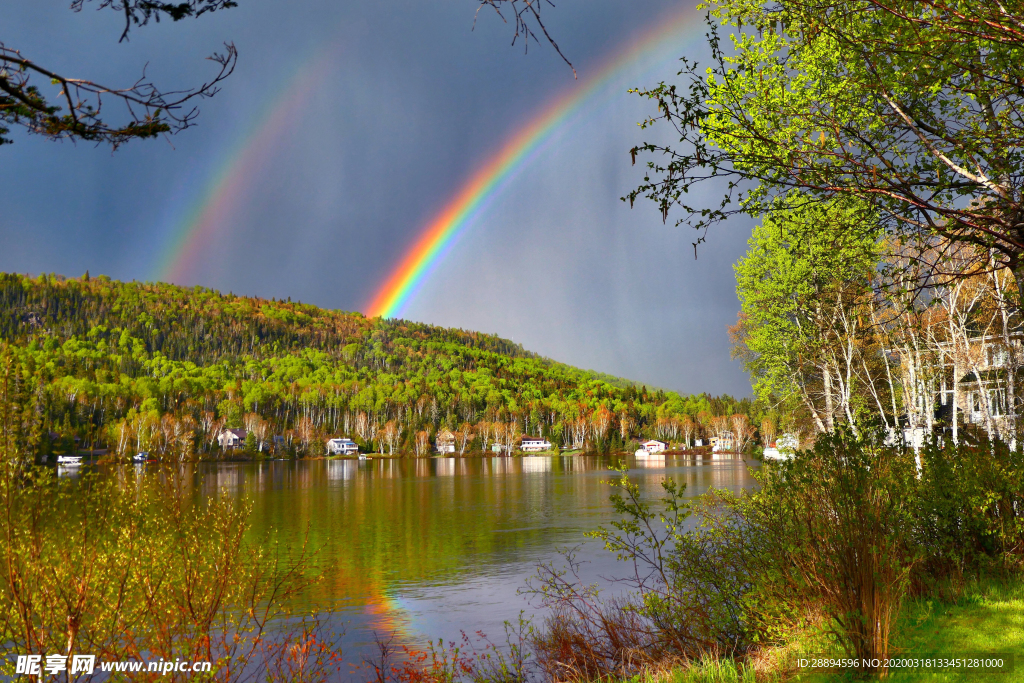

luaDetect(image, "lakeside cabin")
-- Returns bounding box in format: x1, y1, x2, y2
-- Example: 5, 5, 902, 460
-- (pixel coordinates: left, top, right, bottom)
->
520, 436, 552, 453
711, 432, 735, 452
763, 433, 799, 460
217, 428, 247, 450
435, 430, 457, 454
326, 438, 359, 456
641, 439, 667, 454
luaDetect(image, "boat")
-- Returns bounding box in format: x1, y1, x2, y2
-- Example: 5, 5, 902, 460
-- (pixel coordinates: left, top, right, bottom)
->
133, 451, 150, 462
634, 448, 649, 457
358, 454, 367, 460
56, 455, 83, 466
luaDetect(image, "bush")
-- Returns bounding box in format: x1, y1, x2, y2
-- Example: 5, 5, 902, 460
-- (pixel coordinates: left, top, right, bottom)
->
0, 464, 327, 680
525, 427, 1024, 680
916, 434, 1024, 574
744, 429, 921, 671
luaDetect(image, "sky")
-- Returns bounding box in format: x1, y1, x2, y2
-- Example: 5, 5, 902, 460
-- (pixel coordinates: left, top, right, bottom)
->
0, 0, 755, 397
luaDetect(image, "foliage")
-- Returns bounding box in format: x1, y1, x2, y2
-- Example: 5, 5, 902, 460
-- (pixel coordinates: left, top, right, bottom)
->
0, 272, 753, 458
916, 433, 1024, 574
746, 429, 922, 671
527, 429, 1024, 679
628, 0, 1024, 294
0, 359, 328, 680
733, 196, 882, 432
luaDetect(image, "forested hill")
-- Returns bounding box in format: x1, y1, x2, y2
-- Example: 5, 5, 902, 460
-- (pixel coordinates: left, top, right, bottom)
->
0, 272, 751, 457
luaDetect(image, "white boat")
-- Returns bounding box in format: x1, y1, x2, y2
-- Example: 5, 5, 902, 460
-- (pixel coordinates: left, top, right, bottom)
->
56, 455, 83, 466
634, 448, 649, 457
133, 452, 150, 462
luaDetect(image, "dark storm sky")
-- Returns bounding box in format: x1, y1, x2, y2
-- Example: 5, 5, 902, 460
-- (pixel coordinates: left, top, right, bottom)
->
0, 0, 755, 397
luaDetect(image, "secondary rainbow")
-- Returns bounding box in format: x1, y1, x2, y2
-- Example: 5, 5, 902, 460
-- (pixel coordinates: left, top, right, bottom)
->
155, 51, 333, 283
365, 9, 703, 319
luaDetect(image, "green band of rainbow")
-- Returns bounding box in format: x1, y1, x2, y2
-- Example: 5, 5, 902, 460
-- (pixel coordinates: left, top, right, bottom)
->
365, 8, 702, 319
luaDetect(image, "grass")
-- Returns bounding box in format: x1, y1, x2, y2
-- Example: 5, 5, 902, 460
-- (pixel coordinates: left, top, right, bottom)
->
785, 574, 1024, 682
614, 574, 1023, 683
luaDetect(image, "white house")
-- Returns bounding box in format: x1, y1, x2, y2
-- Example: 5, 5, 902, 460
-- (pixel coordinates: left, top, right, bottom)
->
520, 436, 552, 453
435, 430, 457, 454
711, 431, 735, 452
217, 428, 247, 450
642, 439, 667, 454
326, 438, 359, 456
763, 433, 798, 460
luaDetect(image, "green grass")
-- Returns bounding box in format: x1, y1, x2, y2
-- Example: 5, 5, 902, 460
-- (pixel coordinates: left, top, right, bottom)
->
884, 576, 1024, 682
617, 575, 1023, 683
785, 574, 1024, 682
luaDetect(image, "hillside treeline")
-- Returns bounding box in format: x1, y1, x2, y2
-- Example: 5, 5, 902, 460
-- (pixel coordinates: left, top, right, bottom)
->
0, 272, 752, 458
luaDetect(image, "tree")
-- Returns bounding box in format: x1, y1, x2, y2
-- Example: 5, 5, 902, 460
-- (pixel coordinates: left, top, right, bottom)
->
733, 197, 883, 433
629, 0, 1024, 296
2, 1, 238, 148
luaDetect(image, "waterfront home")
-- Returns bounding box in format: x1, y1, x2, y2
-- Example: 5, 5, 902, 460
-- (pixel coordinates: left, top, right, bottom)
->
435, 430, 457, 454
217, 428, 247, 450
895, 330, 1022, 443
520, 436, 552, 452
642, 439, 667, 454
710, 431, 735, 452
326, 437, 359, 455
763, 433, 798, 460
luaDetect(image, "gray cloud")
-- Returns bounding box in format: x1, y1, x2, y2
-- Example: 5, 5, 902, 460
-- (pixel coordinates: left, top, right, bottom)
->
0, 0, 752, 397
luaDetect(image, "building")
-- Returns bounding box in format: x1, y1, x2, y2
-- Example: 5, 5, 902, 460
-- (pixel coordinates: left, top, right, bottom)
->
435, 430, 457, 454
763, 433, 798, 460
326, 438, 359, 455
217, 428, 247, 450
710, 432, 735, 452
912, 332, 1022, 441
642, 439, 666, 454
520, 436, 552, 453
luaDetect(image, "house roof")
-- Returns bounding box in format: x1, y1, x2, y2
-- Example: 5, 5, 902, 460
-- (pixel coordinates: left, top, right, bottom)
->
225, 428, 247, 438
643, 439, 666, 445
521, 436, 546, 442
327, 437, 355, 444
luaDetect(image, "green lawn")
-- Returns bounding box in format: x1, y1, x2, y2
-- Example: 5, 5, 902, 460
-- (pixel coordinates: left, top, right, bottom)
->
623, 575, 1023, 683
785, 575, 1024, 682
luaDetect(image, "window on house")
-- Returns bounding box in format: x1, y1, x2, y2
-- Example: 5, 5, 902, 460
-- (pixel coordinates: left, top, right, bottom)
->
989, 388, 1006, 416
989, 347, 1009, 367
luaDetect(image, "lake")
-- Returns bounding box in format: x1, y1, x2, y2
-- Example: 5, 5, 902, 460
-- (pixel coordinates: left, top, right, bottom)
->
76, 454, 760, 669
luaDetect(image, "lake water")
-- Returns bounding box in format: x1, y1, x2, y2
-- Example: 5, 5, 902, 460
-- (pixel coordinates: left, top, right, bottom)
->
78, 454, 760, 669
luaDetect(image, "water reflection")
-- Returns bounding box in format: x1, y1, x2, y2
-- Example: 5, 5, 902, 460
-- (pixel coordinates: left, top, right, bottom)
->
95, 454, 758, 666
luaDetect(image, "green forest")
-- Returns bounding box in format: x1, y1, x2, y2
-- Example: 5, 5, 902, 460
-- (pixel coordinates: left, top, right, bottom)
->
0, 272, 753, 459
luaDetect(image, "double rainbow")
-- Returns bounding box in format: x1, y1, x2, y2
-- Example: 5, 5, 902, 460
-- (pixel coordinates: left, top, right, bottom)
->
154, 9, 703, 303
364, 8, 702, 319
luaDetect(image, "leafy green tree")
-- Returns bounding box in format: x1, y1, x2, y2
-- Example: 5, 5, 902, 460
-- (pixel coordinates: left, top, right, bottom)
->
629, 0, 1024, 294
733, 197, 881, 432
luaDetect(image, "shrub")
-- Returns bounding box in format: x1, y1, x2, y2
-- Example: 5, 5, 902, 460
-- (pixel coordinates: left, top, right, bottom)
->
744, 429, 921, 672
525, 427, 1024, 680
916, 434, 1024, 574
0, 464, 324, 681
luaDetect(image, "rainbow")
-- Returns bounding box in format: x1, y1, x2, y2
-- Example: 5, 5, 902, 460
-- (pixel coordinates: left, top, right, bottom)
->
155, 50, 334, 283
365, 8, 703, 319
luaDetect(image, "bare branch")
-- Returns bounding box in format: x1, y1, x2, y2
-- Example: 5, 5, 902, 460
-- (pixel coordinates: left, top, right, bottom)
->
0, 42, 237, 149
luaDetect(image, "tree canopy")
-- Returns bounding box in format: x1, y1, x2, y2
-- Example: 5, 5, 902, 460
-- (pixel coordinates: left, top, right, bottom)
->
0, 272, 751, 458
628, 0, 1024, 293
